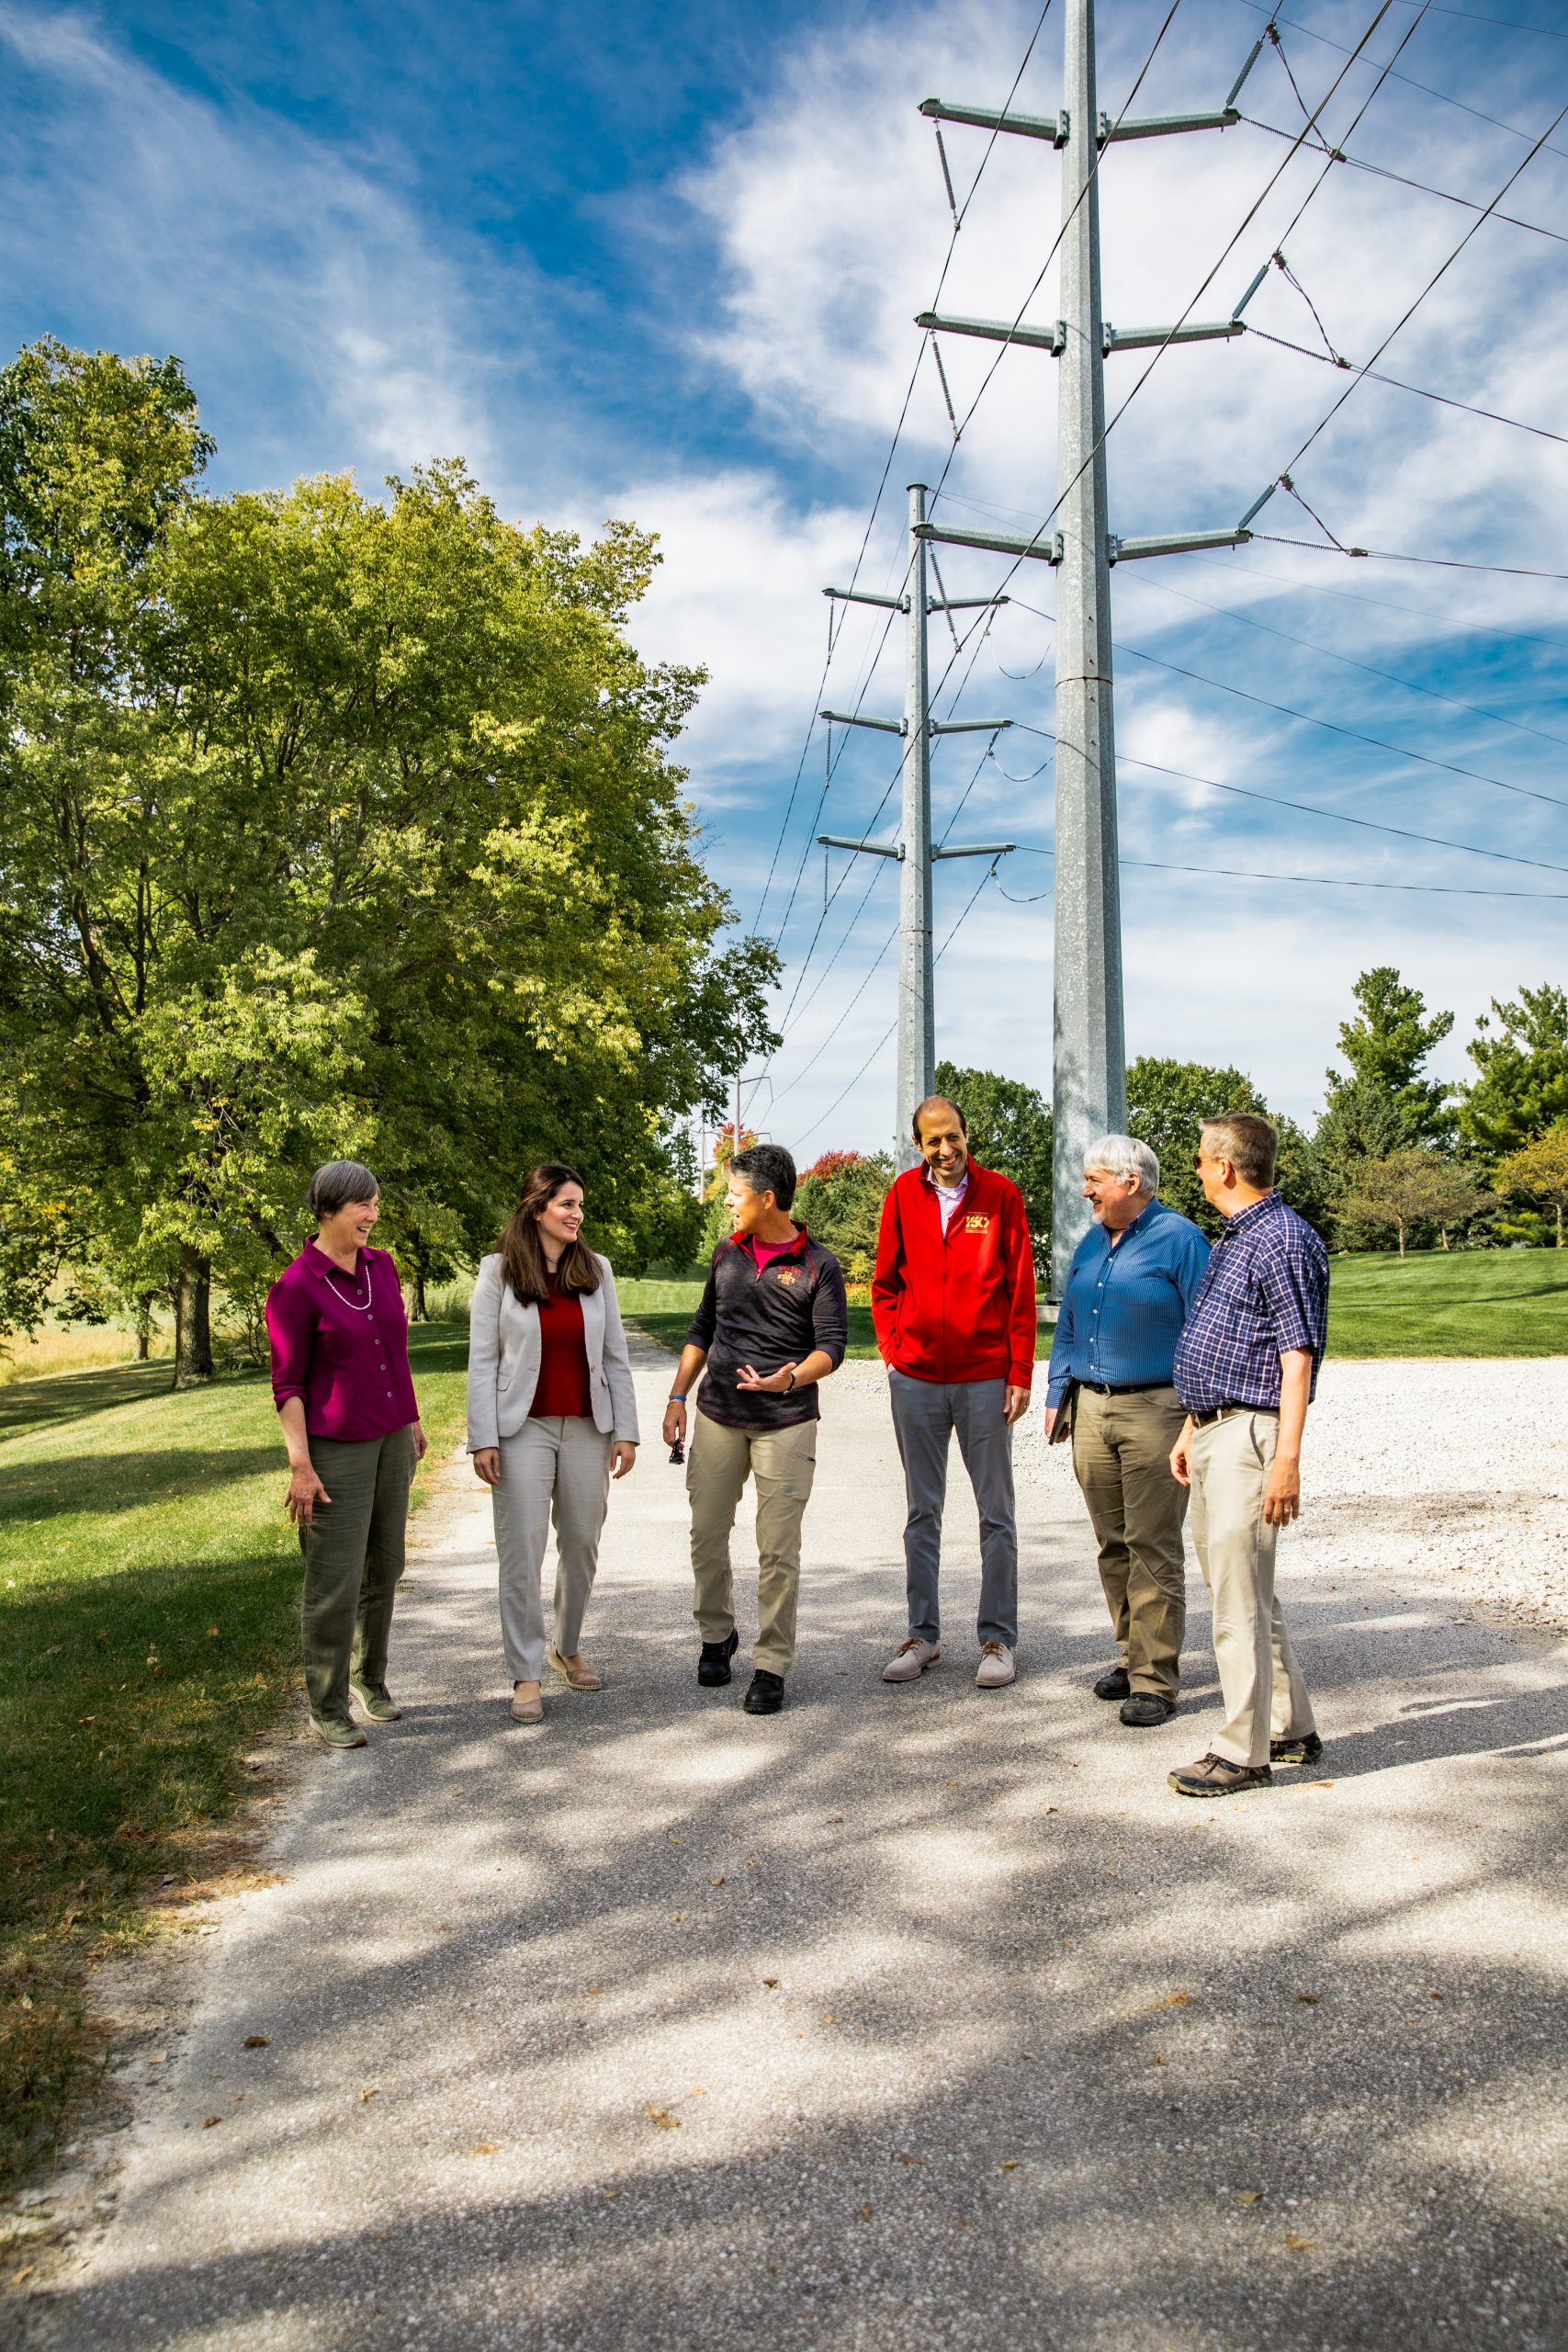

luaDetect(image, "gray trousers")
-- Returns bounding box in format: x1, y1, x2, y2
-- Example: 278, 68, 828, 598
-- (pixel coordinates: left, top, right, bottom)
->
888, 1369, 1018, 1648
299, 1426, 417, 1723
491, 1416, 612, 1682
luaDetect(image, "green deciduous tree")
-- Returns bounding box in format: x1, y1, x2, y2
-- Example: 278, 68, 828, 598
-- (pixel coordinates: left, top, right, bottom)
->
1461, 985, 1568, 1159
794, 1150, 896, 1283
1337, 1150, 1486, 1259
934, 1059, 1052, 1272
1126, 1056, 1263, 1227
1494, 1123, 1568, 1249
0, 340, 777, 1375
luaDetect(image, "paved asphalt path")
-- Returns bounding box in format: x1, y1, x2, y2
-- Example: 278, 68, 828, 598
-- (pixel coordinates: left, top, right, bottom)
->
24, 1344, 1568, 2352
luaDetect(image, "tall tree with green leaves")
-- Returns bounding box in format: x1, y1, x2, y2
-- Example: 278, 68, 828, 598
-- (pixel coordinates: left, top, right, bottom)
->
934, 1060, 1052, 1272
1325, 967, 1455, 1145
1126, 1057, 1264, 1225
1461, 985, 1568, 1160
0, 341, 777, 1377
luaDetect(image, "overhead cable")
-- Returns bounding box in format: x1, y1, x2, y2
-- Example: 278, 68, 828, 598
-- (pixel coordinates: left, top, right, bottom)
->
1250, 535, 1568, 582
1117, 753, 1568, 876
1111, 638, 1568, 811
1245, 321, 1568, 448
996, 845, 1568, 901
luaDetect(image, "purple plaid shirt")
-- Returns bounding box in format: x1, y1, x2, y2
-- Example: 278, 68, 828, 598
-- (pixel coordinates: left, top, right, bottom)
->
1173, 1192, 1328, 1413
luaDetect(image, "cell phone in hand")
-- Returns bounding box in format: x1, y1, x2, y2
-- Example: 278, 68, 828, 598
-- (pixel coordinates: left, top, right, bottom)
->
669, 1440, 685, 1465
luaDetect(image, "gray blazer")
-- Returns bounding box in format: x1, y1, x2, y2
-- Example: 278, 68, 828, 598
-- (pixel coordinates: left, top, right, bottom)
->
466, 1252, 640, 1452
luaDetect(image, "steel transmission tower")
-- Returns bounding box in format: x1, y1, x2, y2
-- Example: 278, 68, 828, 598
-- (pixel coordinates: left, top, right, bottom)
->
819, 483, 1014, 1170
917, 0, 1254, 1289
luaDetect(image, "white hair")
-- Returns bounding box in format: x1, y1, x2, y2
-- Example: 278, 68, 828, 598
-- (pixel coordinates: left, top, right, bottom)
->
1082, 1134, 1159, 1194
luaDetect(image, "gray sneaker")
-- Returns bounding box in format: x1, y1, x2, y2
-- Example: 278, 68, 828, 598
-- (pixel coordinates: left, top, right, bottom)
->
976, 1642, 1017, 1690
311, 1713, 367, 1750
350, 1678, 401, 1722
883, 1637, 941, 1683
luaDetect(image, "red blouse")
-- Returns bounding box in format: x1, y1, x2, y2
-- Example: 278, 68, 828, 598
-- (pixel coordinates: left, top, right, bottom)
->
530, 1275, 593, 1419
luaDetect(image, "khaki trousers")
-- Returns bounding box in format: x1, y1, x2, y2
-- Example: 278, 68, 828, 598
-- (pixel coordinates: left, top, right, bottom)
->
1188, 1409, 1316, 1769
299, 1426, 417, 1724
491, 1417, 612, 1683
1070, 1385, 1190, 1697
687, 1413, 817, 1676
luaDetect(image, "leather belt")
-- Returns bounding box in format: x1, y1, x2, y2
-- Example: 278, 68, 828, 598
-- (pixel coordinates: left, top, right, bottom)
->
1191, 1401, 1280, 1427
1081, 1379, 1173, 1396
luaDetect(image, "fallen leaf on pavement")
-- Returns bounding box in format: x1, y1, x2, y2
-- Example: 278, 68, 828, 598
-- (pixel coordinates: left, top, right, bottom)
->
647, 2105, 680, 2130
710, 1875, 726, 1887
1001, 2159, 1020, 2172
1234, 2190, 1263, 2205
1045, 1805, 1059, 1815
823, 2015, 837, 2026
604, 2190, 619, 2200
243, 2035, 270, 2048
859, 2204, 873, 2222
826, 1815, 843, 1825
358, 2087, 378, 2103
470, 2143, 499, 2156
147, 2053, 167, 2066
1285, 2234, 1315, 2252
1310, 1780, 1335, 1790
1294, 1994, 1320, 2006
201, 2116, 221, 2129
895, 2153, 926, 2165
763, 1977, 779, 1988
587, 1987, 603, 1996
1164, 1993, 1192, 2007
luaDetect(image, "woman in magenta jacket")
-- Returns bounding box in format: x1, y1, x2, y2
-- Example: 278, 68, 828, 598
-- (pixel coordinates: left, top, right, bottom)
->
265, 1161, 426, 1748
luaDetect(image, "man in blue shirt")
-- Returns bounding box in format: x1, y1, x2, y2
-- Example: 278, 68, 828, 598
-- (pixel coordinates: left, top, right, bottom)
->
1168, 1113, 1329, 1798
1046, 1136, 1210, 1726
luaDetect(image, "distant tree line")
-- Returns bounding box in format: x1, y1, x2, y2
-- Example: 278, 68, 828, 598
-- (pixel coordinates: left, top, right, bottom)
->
785, 967, 1568, 1275
0, 338, 778, 1381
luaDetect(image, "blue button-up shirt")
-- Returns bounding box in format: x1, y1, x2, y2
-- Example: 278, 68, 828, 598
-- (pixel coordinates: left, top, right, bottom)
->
1046, 1199, 1211, 1408
1172, 1191, 1329, 1413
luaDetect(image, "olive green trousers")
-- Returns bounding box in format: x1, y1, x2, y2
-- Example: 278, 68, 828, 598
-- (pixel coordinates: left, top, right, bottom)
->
299, 1425, 417, 1724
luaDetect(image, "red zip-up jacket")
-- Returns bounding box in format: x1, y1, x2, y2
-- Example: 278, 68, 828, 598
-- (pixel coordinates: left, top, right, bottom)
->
872, 1159, 1037, 1387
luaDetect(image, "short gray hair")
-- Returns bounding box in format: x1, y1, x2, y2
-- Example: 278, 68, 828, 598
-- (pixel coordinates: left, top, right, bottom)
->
306, 1160, 379, 1222
1083, 1134, 1159, 1194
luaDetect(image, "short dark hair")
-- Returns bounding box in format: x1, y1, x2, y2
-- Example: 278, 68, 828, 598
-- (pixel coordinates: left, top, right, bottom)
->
1201, 1114, 1278, 1189
306, 1160, 379, 1223
912, 1094, 967, 1143
730, 1143, 797, 1212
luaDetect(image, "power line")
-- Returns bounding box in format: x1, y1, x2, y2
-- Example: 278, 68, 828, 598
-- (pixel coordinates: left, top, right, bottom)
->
1111, 637, 1568, 811
1251, 534, 1568, 582
1118, 752, 1568, 875
1274, 98, 1568, 480
1246, 320, 1568, 449
750, 0, 1057, 944
1242, 113, 1568, 248
793, 855, 997, 1146
995, 846, 1568, 900
1189, 548, 1568, 656
1126, 569, 1568, 751
1235, 0, 1568, 164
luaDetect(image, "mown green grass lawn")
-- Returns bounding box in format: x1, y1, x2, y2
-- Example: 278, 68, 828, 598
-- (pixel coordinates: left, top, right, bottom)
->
0, 1325, 467, 2190
620, 1252, 1568, 1363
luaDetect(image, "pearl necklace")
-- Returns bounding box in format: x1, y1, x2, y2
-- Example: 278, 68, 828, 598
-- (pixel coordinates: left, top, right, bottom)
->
323, 1254, 376, 1315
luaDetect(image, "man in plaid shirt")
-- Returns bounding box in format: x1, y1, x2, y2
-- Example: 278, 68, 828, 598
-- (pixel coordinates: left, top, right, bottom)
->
1168, 1114, 1328, 1798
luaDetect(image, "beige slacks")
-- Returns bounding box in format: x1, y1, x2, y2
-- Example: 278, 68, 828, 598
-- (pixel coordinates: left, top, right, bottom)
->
1188, 1408, 1316, 1769
1070, 1385, 1190, 1696
491, 1416, 611, 1683
686, 1413, 817, 1676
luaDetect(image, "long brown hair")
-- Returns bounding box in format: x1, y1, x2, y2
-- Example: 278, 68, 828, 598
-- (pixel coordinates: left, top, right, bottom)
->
497, 1163, 603, 1305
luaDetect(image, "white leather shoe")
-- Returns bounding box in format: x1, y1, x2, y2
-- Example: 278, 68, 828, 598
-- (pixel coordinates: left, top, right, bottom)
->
883, 1637, 941, 1683
976, 1642, 1016, 1689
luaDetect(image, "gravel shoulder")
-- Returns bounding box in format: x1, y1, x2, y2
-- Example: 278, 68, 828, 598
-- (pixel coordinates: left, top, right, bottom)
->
15, 1347, 1568, 2352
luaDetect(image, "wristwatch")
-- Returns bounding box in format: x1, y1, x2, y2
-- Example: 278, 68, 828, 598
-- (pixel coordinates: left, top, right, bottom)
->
784, 1368, 797, 1391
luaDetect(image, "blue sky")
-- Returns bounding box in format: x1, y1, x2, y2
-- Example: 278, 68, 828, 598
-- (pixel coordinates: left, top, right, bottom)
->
4, 0, 1565, 1154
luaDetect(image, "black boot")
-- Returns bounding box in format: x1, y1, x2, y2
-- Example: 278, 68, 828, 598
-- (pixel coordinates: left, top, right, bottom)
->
698, 1630, 739, 1688
743, 1669, 784, 1715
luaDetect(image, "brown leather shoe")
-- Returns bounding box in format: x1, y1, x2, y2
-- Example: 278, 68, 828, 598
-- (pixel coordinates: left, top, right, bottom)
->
1168, 1751, 1272, 1798
547, 1646, 602, 1691
509, 1682, 544, 1724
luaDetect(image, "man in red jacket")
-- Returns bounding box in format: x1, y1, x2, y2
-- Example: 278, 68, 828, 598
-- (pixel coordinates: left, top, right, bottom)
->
871, 1094, 1037, 1690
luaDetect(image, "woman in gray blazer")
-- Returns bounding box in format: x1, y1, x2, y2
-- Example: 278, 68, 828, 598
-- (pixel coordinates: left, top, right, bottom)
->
468, 1162, 639, 1723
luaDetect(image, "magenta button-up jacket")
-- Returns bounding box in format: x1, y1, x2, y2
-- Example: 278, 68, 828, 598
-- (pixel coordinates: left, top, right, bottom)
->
265, 1244, 421, 1442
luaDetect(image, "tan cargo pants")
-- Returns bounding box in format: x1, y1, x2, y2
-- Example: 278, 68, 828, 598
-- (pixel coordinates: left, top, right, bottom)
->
1070, 1384, 1190, 1697
1189, 1408, 1316, 1768
686, 1412, 818, 1676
